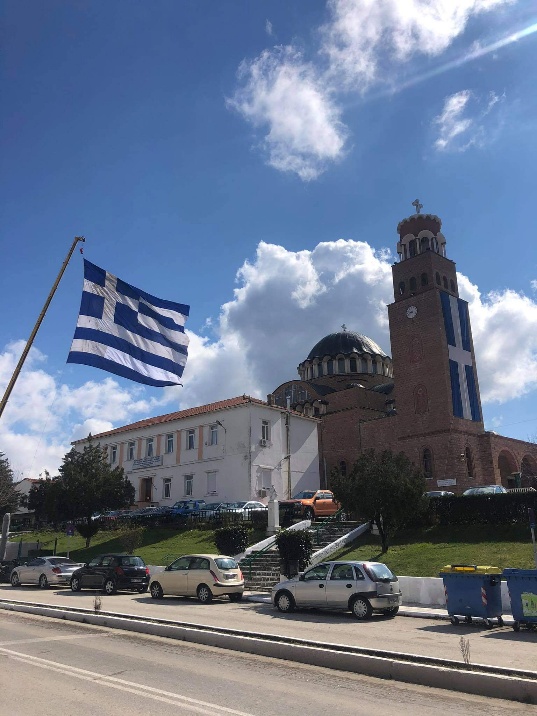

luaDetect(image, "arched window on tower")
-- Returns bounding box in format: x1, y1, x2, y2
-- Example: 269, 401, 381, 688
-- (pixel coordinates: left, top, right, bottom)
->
409, 277, 417, 292
421, 272, 428, 286
339, 460, 347, 477
327, 359, 334, 375
422, 448, 433, 479
465, 447, 474, 478
349, 357, 357, 372
450, 279, 456, 293
436, 272, 441, 285
361, 358, 368, 372
421, 237, 430, 251
338, 357, 345, 373
443, 276, 448, 289
317, 363, 323, 377
372, 360, 378, 374
409, 239, 417, 257
399, 281, 406, 295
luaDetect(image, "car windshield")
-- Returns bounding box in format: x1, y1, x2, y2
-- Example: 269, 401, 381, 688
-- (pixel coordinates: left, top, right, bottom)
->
293, 491, 316, 499
368, 564, 396, 582
226, 502, 247, 508
215, 557, 238, 570
119, 556, 145, 567
48, 558, 77, 565
203, 503, 222, 510
173, 501, 189, 508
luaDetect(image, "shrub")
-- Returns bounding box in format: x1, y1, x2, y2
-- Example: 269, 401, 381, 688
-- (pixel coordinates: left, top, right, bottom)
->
275, 529, 313, 572
117, 525, 145, 554
213, 525, 249, 556
429, 492, 537, 526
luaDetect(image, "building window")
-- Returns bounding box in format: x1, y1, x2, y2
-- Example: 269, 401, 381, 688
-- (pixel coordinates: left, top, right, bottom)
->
372, 360, 378, 374
450, 279, 456, 293
409, 239, 417, 257
337, 357, 345, 373
409, 276, 417, 292
361, 358, 368, 372
165, 433, 174, 453
327, 359, 334, 375
435, 272, 441, 285
187, 429, 195, 450
163, 478, 172, 499
110, 445, 117, 464
422, 448, 433, 479
146, 438, 154, 458
443, 276, 448, 289
317, 363, 323, 377
421, 237, 430, 251
260, 469, 272, 490
349, 357, 357, 372
339, 460, 347, 477
399, 281, 405, 295
465, 447, 474, 477
184, 474, 193, 496
261, 420, 270, 441
127, 441, 135, 461
210, 424, 218, 446
206, 471, 217, 494
421, 272, 428, 286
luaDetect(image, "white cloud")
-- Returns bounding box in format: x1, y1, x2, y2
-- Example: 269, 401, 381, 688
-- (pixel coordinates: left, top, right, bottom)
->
433, 89, 504, 151
228, 47, 347, 181
3, 236, 536, 478
229, 0, 513, 178
265, 19, 273, 37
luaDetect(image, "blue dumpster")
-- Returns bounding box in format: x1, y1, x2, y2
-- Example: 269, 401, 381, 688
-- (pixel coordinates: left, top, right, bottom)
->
503, 568, 537, 632
439, 564, 503, 628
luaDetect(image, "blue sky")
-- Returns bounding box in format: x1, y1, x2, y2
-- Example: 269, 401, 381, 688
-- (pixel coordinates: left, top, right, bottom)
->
1, 0, 537, 479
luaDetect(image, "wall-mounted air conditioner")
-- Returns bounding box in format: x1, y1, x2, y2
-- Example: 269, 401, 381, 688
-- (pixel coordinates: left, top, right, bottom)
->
259, 438, 268, 447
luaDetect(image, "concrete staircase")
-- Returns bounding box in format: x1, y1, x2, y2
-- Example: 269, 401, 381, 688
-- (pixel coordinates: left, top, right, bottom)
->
239, 521, 358, 593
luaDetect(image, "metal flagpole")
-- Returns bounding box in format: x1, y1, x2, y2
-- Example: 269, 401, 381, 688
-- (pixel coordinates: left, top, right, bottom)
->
0, 236, 85, 419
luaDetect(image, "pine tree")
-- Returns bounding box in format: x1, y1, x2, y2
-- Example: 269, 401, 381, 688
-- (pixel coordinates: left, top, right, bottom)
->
0, 452, 19, 516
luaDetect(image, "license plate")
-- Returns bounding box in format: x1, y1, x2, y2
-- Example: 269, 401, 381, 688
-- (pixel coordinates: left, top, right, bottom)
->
224, 574, 236, 580
131, 579, 143, 583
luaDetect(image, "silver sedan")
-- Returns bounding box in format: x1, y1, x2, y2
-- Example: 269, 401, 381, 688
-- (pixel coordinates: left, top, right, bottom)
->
10, 557, 84, 589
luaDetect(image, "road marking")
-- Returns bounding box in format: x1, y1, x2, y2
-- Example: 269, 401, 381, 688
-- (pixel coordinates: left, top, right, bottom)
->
0, 634, 105, 646
0, 646, 256, 716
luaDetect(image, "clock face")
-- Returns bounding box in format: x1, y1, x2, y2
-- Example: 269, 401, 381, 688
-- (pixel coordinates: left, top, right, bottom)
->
406, 305, 418, 319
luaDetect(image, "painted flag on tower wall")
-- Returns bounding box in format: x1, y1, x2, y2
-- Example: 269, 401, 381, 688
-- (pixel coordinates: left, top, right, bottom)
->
67, 260, 189, 387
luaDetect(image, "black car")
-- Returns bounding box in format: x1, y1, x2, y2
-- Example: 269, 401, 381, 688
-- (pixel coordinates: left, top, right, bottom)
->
70, 554, 150, 595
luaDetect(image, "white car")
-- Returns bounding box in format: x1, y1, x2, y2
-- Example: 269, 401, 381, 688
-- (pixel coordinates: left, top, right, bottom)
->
11, 557, 84, 589
149, 554, 244, 602
220, 501, 267, 519
462, 485, 507, 495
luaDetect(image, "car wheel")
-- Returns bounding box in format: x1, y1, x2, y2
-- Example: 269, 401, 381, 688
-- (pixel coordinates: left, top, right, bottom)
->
38, 574, 49, 589
229, 592, 243, 602
137, 585, 148, 594
351, 596, 373, 620
103, 578, 117, 595
70, 576, 82, 592
275, 590, 295, 613
383, 606, 399, 617
196, 584, 213, 603
304, 507, 314, 521
450, 615, 460, 625
10, 572, 20, 587
150, 581, 164, 599
513, 620, 520, 632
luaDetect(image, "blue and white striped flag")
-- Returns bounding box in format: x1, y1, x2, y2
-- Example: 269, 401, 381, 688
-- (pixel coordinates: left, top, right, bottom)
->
440, 291, 481, 422
67, 260, 189, 387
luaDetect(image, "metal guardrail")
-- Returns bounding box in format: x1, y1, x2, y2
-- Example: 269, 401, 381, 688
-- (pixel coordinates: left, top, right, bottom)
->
310, 507, 347, 546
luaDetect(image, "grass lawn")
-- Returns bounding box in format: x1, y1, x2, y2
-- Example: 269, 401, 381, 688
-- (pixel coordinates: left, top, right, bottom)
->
10, 525, 267, 565
334, 523, 537, 576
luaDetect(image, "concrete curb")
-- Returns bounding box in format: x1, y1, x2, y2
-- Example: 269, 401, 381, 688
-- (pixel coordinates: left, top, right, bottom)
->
1, 599, 534, 704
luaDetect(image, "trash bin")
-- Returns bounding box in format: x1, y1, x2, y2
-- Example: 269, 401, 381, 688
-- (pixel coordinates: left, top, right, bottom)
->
439, 564, 503, 628
503, 568, 537, 632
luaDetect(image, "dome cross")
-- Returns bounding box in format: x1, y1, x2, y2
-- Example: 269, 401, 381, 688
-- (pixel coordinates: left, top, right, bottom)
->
412, 199, 423, 214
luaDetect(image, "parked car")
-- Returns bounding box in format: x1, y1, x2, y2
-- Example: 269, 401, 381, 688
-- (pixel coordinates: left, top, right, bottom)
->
272, 560, 402, 620
10, 557, 84, 589
70, 554, 150, 594
425, 491, 455, 497
279, 490, 340, 521
130, 506, 174, 526
168, 499, 207, 519
220, 501, 268, 519
197, 502, 230, 519
462, 485, 508, 496
149, 554, 244, 603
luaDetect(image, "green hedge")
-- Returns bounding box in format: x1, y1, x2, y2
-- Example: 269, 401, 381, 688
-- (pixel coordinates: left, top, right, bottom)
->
429, 492, 537, 526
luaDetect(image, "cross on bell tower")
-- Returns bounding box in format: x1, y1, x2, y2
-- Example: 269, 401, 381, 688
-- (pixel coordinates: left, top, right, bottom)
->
412, 198, 423, 214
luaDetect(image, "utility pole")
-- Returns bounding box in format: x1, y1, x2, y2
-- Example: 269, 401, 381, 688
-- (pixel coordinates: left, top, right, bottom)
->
0, 236, 85, 419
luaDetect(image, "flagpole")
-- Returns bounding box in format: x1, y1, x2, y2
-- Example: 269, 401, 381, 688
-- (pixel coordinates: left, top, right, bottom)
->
0, 236, 85, 419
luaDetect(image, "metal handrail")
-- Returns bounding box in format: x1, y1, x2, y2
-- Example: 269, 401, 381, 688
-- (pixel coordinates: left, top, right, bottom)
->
310, 507, 347, 546
239, 538, 279, 580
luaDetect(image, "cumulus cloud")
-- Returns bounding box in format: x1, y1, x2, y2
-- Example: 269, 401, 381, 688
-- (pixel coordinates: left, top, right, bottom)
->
3, 237, 536, 477
229, 0, 513, 178
433, 89, 503, 151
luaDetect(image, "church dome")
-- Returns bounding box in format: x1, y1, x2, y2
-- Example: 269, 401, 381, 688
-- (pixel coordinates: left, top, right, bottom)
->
307, 331, 388, 360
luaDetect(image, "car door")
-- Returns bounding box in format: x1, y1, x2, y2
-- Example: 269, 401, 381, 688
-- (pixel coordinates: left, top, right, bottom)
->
315, 492, 335, 517
186, 557, 211, 595
293, 563, 331, 607
81, 557, 104, 588
325, 563, 358, 608
159, 556, 191, 595
19, 558, 45, 584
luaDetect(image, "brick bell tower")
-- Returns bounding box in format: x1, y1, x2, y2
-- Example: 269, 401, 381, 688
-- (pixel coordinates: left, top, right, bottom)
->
387, 200, 484, 485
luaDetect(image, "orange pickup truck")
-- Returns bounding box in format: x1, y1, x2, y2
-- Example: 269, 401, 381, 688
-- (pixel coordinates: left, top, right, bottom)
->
281, 489, 339, 521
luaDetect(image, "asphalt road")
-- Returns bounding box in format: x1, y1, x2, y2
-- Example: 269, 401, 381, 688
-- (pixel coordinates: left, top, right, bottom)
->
1, 584, 536, 672
1, 611, 535, 716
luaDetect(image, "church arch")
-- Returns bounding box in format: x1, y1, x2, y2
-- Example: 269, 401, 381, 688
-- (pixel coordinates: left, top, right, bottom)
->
498, 450, 518, 487
422, 447, 434, 479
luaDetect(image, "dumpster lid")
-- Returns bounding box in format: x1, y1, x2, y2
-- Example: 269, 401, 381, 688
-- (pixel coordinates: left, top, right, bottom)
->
503, 568, 537, 576
440, 564, 502, 574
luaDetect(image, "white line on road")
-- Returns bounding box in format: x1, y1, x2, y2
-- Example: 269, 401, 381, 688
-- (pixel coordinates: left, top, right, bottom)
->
0, 634, 105, 646
0, 646, 256, 716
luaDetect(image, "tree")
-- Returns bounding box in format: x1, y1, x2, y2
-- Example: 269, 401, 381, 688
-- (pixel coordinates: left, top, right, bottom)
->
0, 452, 19, 516
331, 449, 426, 554
27, 474, 68, 527
58, 438, 135, 547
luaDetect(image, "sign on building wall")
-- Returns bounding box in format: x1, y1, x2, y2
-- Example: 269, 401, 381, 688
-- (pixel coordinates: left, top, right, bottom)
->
133, 456, 163, 470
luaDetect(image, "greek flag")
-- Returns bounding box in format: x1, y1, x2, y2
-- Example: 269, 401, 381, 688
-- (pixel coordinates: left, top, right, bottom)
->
440, 291, 481, 422
67, 260, 189, 387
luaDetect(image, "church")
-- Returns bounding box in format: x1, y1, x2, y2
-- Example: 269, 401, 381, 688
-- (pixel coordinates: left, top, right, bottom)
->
270, 205, 537, 494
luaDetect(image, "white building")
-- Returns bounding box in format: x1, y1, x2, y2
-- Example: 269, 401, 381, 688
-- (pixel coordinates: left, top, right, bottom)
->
72, 395, 320, 507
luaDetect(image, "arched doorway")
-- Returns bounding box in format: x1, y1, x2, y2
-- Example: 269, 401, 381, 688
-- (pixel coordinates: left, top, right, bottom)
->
497, 451, 518, 488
